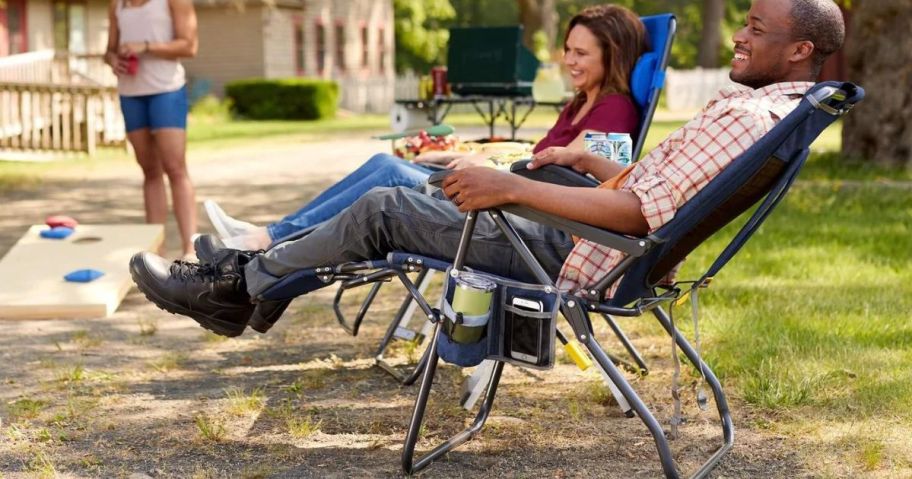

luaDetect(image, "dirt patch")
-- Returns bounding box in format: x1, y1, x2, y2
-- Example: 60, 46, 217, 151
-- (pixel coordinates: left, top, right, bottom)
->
0, 144, 811, 478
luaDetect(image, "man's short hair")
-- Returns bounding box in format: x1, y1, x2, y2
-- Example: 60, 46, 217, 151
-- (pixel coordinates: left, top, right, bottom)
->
789, 0, 846, 75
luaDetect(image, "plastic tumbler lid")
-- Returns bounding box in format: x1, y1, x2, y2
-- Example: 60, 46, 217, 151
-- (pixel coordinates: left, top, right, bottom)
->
455, 272, 497, 292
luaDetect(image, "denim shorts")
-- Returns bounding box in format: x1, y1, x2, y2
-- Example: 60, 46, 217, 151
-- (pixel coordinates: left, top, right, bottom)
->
119, 85, 188, 132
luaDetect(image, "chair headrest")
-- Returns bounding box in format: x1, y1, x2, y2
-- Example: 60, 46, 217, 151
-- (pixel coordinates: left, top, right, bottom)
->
630, 52, 660, 108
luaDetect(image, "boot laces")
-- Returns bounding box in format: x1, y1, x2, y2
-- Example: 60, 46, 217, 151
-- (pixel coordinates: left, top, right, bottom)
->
169, 260, 217, 283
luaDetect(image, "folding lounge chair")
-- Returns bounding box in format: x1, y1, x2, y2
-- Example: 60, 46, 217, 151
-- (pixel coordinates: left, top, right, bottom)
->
326, 13, 677, 384
390, 81, 863, 477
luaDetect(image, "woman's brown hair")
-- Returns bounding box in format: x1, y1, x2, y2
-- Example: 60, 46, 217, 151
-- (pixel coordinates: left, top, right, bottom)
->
565, 5, 647, 111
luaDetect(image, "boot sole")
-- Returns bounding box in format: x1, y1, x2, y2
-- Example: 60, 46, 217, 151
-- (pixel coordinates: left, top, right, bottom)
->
130, 267, 248, 338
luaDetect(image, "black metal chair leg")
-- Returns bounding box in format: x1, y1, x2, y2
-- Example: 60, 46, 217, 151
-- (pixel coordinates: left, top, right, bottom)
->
376, 340, 431, 386
601, 312, 650, 374
402, 327, 504, 475
374, 269, 438, 384
581, 333, 681, 478
333, 279, 385, 336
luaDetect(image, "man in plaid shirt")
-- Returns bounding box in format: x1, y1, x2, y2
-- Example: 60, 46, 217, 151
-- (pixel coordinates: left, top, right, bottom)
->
130, 0, 846, 336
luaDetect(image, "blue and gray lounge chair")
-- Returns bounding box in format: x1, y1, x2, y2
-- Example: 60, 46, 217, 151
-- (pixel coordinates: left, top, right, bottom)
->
257, 81, 862, 476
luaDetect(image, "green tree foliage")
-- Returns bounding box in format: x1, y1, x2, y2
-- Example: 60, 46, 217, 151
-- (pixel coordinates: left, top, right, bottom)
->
393, 0, 755, 73
393, 0, 457, 73
450, 0, 518, 27
554, 0, 751, 69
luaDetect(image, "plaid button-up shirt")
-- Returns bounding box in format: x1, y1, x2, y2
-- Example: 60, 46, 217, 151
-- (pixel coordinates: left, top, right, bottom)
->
557, 81, 814, 297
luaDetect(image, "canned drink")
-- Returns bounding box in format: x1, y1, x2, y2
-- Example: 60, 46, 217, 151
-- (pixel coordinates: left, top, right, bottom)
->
607, 132, 633, 166
584, 132, 610, 159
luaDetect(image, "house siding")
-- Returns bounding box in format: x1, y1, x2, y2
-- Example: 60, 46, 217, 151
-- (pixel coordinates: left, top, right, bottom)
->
302, 0, 393, 112
86, 0, 110, 54
182, 3, 266, 99
26, 0, 53, 51
262, 5, 298, 78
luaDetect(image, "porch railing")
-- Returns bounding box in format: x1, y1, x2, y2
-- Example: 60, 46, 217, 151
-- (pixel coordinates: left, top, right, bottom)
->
0, 50, 124, 155
0, 83, 125, 155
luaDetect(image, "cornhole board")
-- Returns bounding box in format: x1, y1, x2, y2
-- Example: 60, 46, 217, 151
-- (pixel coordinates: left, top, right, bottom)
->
0, 224, 164, 320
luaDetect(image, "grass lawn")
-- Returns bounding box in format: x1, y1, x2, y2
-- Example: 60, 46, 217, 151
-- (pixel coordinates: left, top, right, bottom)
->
658, 179, 912, 475
1, 111, 910, 475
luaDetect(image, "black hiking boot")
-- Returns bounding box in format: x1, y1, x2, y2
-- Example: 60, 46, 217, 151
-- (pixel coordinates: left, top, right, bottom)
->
129, 250, 254, 337
194, 234, 226, 264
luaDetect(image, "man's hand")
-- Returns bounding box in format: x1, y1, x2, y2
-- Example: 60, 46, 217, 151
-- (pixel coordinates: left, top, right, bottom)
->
441, 167, 521, 212
528, 146, 587, 173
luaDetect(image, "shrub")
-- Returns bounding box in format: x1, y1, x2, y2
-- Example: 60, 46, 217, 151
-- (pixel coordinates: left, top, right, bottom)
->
189, 94, 233, 122
225, 78, 338, 120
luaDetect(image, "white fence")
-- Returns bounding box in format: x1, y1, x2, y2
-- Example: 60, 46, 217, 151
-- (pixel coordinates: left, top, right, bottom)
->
337, 76, 396, 114
0, 51, 125, 154
0, 83, 125, 155
664, 67, 735, 111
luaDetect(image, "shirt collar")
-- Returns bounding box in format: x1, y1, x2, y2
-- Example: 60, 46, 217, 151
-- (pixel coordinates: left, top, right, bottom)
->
718, 81, 815, 100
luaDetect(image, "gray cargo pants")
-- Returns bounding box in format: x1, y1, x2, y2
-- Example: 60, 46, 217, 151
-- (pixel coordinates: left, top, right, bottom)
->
244, 185, 575, 297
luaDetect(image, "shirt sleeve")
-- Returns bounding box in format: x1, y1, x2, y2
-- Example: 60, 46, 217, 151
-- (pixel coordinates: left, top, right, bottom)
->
578, 95, 639, 136
625, 107, 768, 232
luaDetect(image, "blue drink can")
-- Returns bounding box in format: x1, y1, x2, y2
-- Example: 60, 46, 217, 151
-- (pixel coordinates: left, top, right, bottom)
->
584, 132, 610, 158
607, 132, 633, 166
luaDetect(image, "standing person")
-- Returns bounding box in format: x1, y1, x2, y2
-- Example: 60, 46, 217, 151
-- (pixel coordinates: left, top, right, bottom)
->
200, 4, 647, 252
105, 0, 199, 257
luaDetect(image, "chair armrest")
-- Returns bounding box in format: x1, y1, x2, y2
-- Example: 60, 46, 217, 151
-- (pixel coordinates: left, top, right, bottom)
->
431, 162, 649, 255
509, 160, 599, 188
498, 204, 652, 257
428, 169, 454, 187
430, 161, 598, 189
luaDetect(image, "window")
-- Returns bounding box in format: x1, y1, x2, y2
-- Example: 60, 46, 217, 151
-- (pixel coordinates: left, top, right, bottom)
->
334, 22, 345, 72
293, 21, 305, 74
316, 22, 326, 73
360, 25, 369, 68
2, 0, 28, 55
378, 28, 386, 73
53, 1, 69, 51
52, 0, 87, 53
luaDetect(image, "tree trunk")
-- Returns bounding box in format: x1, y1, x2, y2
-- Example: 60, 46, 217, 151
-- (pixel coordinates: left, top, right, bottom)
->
517, 0, 556, 54
697, 0, 725, 68
842, 0, 912, 168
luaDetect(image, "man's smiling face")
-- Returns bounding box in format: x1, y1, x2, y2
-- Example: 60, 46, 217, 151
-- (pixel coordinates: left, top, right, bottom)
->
730, 0, 802, 88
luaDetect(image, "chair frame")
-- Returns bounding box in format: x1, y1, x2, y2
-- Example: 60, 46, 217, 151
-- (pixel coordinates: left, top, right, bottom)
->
396, 82, 863, 477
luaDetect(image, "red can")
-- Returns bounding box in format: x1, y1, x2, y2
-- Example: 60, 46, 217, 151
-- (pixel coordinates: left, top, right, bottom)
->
431, 66, 448, 97
125, 55, 139, 75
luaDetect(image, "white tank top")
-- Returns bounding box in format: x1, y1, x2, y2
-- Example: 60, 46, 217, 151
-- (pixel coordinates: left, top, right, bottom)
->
115, 0, 186, 96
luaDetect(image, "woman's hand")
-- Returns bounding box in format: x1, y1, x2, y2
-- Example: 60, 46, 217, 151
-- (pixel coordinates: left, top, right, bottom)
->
119, 42, 148, 57
104, 51, 128, 76
528, 146, 588, 173
446, 153, 491, 170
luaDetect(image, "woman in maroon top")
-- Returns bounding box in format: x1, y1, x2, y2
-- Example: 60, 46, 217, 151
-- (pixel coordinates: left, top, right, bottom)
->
201, 5, 647, 250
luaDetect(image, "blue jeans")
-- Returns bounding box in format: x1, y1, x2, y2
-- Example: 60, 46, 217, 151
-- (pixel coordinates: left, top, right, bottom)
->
266, 153, 435, 240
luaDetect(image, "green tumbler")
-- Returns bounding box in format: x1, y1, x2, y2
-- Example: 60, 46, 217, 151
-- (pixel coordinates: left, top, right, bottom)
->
452, 272, 497, 315
449, 272, 497, 343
